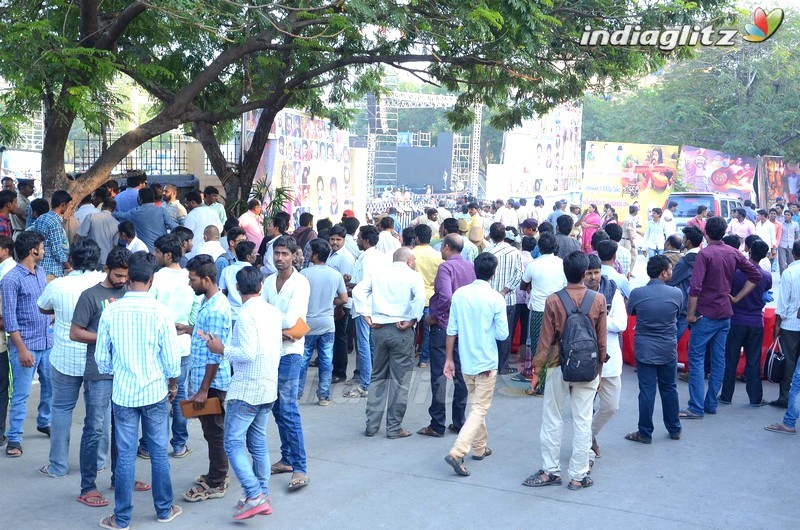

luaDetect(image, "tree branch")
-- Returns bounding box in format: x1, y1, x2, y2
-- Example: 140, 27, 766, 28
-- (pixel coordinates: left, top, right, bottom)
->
94, 2, 148, 50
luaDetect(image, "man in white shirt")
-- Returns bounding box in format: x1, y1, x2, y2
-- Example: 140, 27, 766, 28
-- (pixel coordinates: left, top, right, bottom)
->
201, 266, 282, 519
118, 220, 149, 254
520, 233, 566, 384
643, 207, 668, 258
261, 236, 312, 492
183, 190, 223, 260
354, 247, 425, 438
238, 199, 264, 250
259, 211, 291, 277
195, 225, 227, 262
78, 198, 119, 264
755, 208, 777, 255
203, 186, 228, 226
596, 240, 632, 299
663, 201, 678, 236
443, 253, 509, 476
773, 240, 800, 408
342, 217, 361, 261
376, 216, 401, 256
220, 241, 257, 326
74, 195, 98, 226
150, 234, 200, 458
585, 255, 627, 463
36, 240, 105, 477
327, 225, 356, 385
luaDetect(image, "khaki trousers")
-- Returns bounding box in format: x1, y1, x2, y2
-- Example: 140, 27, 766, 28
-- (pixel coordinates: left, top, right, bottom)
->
451, 370, 497, 458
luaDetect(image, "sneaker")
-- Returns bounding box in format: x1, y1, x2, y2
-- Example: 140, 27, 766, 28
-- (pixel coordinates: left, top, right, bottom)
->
233, 495, 272, 520
343, 386, 368, 398
331, 374, 346, 384
318, 398, 331, 406
172, 446, 193, 458
137, 446, 150, 460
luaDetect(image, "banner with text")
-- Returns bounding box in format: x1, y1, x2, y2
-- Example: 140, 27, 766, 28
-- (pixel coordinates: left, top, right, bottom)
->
676, 145, 756, 201
581, 142, 680, 213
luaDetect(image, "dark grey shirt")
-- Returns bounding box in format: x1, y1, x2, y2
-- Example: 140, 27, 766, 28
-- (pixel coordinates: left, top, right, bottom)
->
627, 279, 683, 365
71, 283, 127, 381
555, 233, 581, 260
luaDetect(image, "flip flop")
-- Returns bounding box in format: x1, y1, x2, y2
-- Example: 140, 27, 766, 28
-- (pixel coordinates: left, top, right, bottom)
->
678, 410, 703, 419
5, 443, 22, 458
98, 515, 126, 529
76, 491, 109, 508
765, 423, 797, 435
270, 461, 293, 474
288, 473, 310, 492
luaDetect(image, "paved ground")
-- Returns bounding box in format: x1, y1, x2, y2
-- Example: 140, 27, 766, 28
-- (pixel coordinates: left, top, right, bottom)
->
0, 258, 795, 529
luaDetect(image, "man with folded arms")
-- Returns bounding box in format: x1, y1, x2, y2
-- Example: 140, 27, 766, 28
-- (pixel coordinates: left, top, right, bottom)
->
201, 266, 282, 519
443, 253, 508, 476
354, 247, 425, 439
95, 251, 182, 529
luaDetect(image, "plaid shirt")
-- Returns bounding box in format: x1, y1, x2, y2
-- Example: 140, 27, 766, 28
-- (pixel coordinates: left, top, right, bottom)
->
616, 244, 631, 276
0, 215, 11, 238
1, 263, 53, 350
486, 241, 523, 306
190, 291, 232, 393
30, 211, 69, 277
224, 297, 282, 405
95, 291, 182, 407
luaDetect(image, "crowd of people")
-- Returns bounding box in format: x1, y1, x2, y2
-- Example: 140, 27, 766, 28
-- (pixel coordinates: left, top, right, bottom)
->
1, 174, 799, 527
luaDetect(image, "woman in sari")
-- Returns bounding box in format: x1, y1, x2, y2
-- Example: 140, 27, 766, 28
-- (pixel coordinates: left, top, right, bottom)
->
580, 204, 602, 254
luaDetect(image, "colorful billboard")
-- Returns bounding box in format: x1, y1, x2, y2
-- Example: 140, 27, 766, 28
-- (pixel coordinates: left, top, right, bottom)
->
581, 142, 680, 212
247, 109, 352, 227
761, 156, 793, 203
676, 146, 756, 201
486, 103, 582, 199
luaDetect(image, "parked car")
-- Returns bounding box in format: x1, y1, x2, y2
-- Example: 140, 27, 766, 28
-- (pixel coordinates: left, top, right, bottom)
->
664, 192, 743, 231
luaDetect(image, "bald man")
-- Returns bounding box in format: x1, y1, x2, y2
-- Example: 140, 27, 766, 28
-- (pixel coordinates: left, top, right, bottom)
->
194, 225, 227, 261
353, 246, 426, 438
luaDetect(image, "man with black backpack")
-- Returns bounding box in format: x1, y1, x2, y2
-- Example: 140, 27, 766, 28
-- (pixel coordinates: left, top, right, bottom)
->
522, 251, 607, 491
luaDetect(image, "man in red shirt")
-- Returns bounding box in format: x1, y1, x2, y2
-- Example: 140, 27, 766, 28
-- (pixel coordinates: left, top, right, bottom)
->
685, 205, 708, 239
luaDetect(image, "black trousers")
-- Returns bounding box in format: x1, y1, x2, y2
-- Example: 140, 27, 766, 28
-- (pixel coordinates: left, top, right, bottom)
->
0, 350, 8, 440
333, 308, 352, 379
198, 388, 228, 488
427, 325, 467, 434
720, 324, 763, 404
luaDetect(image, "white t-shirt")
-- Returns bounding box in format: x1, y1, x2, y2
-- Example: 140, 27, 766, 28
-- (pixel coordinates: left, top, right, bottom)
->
521, 253, 567, 312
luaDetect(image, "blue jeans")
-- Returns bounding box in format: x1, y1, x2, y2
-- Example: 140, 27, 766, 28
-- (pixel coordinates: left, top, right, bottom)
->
300, 332, 334, 400
224, 399, 273, 499
686, 316, 730, 416
272, 355, 307, 473
113, 397, 174, 527
7, 345, 52, 444
48, 367, 83, 476
636, 360, 681, 438
355, 316, 374, 390
170, 356, 191, 452
783, 360, 800, 428
80, 379, 115, 495
676, 315, 689, 344
419, 307, 431, 364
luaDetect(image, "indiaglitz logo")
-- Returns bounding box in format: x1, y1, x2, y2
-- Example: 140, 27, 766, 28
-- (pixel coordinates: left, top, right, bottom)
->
742, 7, 784, 42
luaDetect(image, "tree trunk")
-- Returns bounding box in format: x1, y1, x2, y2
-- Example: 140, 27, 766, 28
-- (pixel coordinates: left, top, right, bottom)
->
41, 108, 74, 196
239, 107, 280, 195
190, 121, 244, 210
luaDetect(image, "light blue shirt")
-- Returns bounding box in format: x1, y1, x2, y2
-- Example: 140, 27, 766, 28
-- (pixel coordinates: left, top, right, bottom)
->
95, 291, 182, 408
114, 203, 178, 251
219, 260, 250, 322
190, 291, 232, 392
114, 187, 141, 213
778, 261, 800, 331
446, 280, 509, 375
600, 264, 632, 298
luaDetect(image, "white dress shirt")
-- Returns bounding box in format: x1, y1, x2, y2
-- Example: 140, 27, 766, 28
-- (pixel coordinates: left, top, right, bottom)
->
755, 219, 777, 249
223, 297, 282, 405
127, 237, 149, 254
150, 266, 199, 357
37, 269, 106, 377
353, 261, 425, 324
328, 248, 356, 310
184, 205, 224, 259
351, 246, 390, 318
262, 269, 310, 356
643, 219, 668, 251
603, 290, 628, 378
522, 253, 567, 312
344, 234, 361, 261
74, 204, 98, 226
778, 261, 800, 331
376, 230, 401, 256
196, 240, 227, 262
219, 260, 250, 321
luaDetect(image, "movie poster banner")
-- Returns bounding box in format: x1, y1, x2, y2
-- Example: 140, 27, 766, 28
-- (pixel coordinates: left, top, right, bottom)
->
676, 146, 756, 201
246, 108, 352, 227
487, 103, 582, 199
761, 156, 793, 203
581, 142, 680, 213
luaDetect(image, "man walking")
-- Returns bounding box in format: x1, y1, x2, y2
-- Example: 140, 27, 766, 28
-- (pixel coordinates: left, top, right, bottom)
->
485, 222, 523, 374
643, 207, 668, 258
37, 240, 105, 477
417, 234, 475, 438
200, 266, 282, 520
2, 231, 53, 457
182, 255, 233, 502
625, 255, 683, 444
523, 252, 606, 491
719, 239, 771, 406
443, 253, 508, 476
354, 247, 425, 438
298, 239, 348, 405
262, 236, 312, 492
95, 251, 182, 528
682, 216, 762, 419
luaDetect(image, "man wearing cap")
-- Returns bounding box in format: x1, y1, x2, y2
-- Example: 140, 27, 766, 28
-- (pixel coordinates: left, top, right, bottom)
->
342, 209, 355, 219
11, 179, 34, 237
521, 219, 538, 239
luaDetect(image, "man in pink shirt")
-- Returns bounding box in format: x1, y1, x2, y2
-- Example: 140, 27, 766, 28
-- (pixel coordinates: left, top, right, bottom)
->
237, 199, 264, 249
726, 208, 755, 250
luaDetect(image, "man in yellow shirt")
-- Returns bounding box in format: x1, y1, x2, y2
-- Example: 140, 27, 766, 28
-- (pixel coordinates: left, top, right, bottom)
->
412, 224, 443, 368
466, 202, 482, 235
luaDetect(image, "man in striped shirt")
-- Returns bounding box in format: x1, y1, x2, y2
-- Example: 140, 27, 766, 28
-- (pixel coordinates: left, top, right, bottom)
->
95, 251, 183, 528
30, 190, 72, 278
201, 266, 282, 519
485, 222, 523, 374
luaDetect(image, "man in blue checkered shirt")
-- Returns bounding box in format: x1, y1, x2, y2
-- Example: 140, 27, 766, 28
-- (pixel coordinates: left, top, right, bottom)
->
180, 254, 232, 503
29, 190, 72, 278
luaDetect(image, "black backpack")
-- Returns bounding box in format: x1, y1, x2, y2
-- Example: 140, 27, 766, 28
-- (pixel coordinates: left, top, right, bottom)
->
555, 289, 599, 382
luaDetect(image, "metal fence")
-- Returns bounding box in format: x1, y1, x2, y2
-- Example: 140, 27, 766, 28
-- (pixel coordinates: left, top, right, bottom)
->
71, 131, 189, 175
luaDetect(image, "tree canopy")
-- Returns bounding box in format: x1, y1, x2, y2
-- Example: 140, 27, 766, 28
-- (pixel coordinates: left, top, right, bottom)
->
0, 0, 733, 211
583, 7, 800, 160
